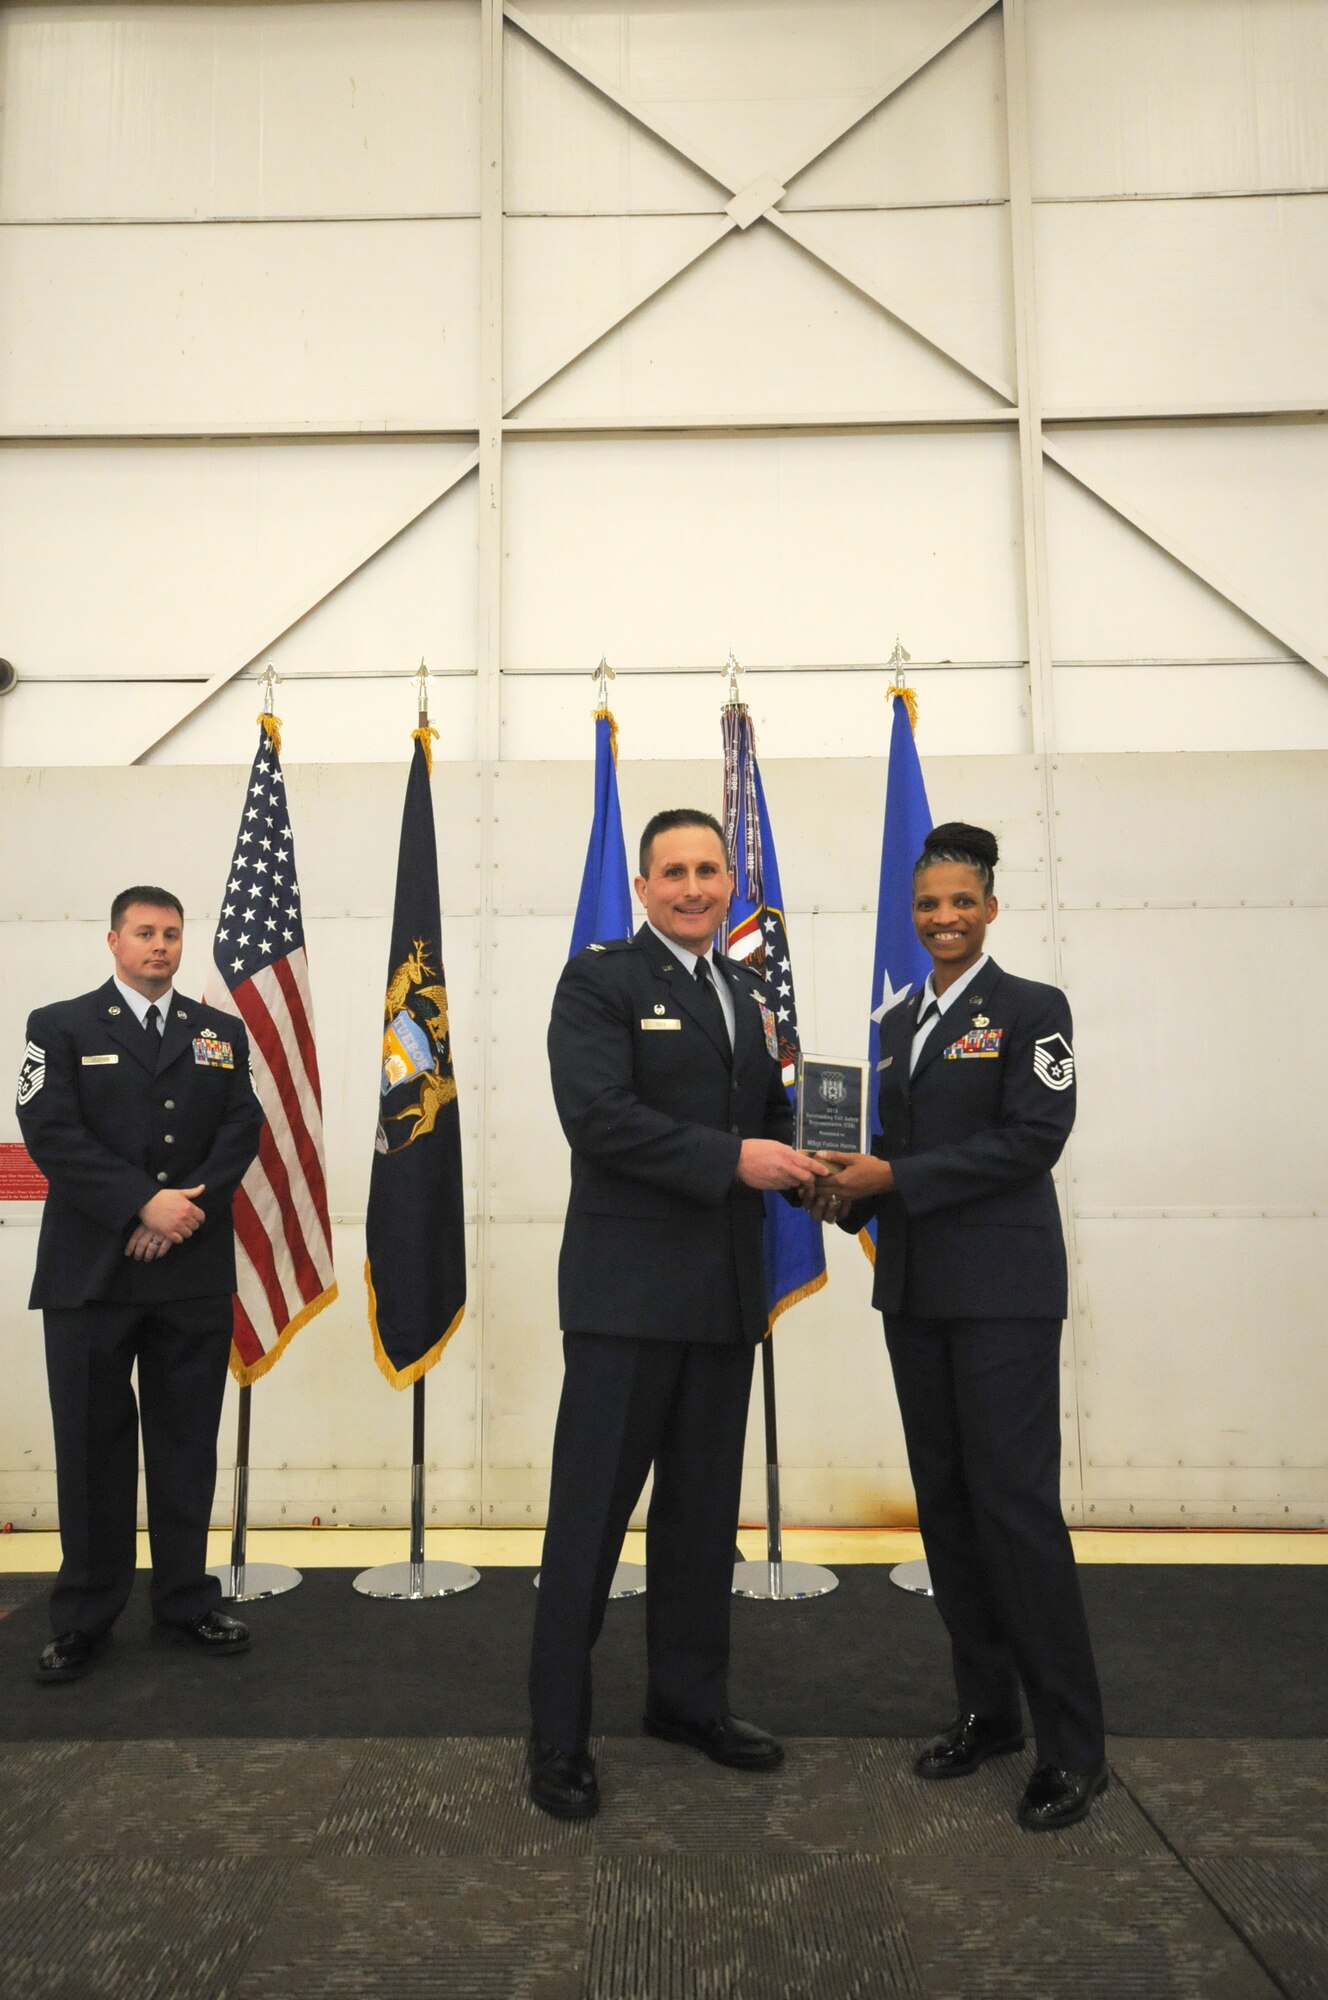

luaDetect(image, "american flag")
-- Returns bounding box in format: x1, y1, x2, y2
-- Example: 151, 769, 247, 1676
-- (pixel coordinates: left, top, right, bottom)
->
205, 724, 337, 1382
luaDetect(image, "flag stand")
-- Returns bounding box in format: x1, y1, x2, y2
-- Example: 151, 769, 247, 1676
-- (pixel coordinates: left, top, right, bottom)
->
209, 1386, 302, 1601
890, 1560, 933, 1595
732, 1336, 837, 1601
352, 1378, 480, 1600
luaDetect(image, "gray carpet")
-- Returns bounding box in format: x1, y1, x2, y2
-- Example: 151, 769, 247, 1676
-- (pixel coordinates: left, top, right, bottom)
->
2, 1733, 1324, 1998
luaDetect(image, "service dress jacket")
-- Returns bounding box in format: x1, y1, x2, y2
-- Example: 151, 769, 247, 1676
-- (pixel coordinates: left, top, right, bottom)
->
863, 960, 1075, 1320
548, 926, 793, 1344
16, 979, 265, 1310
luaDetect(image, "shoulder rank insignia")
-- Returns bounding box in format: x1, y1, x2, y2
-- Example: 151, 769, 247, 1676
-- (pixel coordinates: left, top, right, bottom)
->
1033, 1033, 1074, 1091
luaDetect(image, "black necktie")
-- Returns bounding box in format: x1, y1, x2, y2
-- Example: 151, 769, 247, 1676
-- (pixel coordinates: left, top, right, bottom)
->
693, 957, 726, 1035
143, 1003, 161, 1037
916, 997, 939, 1032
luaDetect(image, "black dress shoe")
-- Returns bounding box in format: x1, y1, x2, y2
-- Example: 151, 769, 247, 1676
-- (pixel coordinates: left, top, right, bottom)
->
643, 1711, 784, 1770
527, 1738, 600, 1820
34, 1631, 101, 1685
1018, 1761, 1108, 1830
156, 1609, 250, 1654
913, 1713, 1025, 1780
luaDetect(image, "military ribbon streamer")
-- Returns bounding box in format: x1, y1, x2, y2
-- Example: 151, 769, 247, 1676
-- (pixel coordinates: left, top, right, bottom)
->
861, 685, 933, 1260
365, 726, 466, 1386
570, 706, 633, 956
205, 717, 338, 1383
721, 701, 827, 1324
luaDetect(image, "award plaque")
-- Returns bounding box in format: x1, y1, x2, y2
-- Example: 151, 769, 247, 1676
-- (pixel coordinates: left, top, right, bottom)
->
795, 1053, 870, 1154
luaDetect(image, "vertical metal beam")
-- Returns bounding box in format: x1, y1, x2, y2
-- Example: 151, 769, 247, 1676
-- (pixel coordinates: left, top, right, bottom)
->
1003, 0, 1089, 1523
1002, 0, 1055, 765
475, 0, 506, 1528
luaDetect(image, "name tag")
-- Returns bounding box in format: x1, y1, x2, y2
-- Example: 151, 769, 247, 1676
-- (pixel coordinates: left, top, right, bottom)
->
81, 1053, 119, 1066
193, 1036, 234, 1068
641, 1018, 681, 1032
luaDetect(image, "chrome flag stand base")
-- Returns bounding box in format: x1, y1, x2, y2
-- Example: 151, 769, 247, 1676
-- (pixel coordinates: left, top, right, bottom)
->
209, 1386, 302, 1602
353, 1379, 480, 1602
353, 1557, 479, 1601
732, 1556, 838, 1601
732, 1338, 838, 1602
533, 1560, 645, 1599
890, 1559, 934, 1596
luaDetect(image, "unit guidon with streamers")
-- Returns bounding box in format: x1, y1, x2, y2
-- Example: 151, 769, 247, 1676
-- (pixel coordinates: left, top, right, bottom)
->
205, 726, 337, 1382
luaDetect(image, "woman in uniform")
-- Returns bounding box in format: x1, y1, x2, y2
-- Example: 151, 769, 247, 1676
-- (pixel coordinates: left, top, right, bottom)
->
810, 822, 1107, 1831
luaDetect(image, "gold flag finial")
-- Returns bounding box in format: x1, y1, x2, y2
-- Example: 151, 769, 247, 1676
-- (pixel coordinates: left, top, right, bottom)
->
256, 663, 282, 755
412, 659, 438, 774
885, 636, 918, 734
593, 654, 614, 711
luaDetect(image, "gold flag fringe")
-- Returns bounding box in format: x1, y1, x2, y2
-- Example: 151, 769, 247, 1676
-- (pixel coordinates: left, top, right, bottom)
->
412, 723, 439, 778
593, 705, 619, 765
886, 685, 919, 735
764, 1265, 828, 1335
365, 1258, 465, 1389
857, 1225, 877, 1267
258, 710, 283, 758
228, 1280, 339, 1387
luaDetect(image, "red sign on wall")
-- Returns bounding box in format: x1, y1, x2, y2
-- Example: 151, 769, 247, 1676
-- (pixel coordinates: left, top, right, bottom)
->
0, 1143, 47, 1201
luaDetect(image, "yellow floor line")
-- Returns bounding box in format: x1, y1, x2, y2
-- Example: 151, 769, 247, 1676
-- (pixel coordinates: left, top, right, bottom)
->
1, 1526, 1324, 1573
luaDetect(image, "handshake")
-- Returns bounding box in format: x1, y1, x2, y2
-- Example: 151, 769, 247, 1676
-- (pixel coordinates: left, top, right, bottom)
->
735, 1142, 894, 1218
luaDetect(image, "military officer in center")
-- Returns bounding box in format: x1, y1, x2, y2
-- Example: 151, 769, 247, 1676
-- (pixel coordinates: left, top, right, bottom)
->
528, 808, 827, 1818
16, 885, 265, 1683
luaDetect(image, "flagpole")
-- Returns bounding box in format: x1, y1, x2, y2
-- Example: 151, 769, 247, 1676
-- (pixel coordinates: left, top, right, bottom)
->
534, 654, 646, 1602
716, 656, 835, 1603
355, 662, 479, 1603
209, 664, 304, 1604
874, 641, 934, 1602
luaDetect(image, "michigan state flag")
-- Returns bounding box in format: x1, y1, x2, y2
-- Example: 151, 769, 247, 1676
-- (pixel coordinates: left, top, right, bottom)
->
722, 702, 827, 1325
861, 688, 933, 1260
365, 728, 466, 1385
571, 707, 633, 956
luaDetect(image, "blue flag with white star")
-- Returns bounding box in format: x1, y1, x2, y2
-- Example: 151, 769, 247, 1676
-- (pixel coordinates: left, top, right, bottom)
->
570, 709, 633, 956
722, 703, 827, 1326
861, 690, 933, 1258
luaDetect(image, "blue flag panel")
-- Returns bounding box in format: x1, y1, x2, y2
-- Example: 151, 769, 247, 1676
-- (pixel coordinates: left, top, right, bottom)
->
570, 710, 633, 957
861, 693, 933, 1256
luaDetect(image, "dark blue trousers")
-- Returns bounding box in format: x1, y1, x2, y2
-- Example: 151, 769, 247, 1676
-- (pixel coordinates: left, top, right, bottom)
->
530, 1330, 756, 1754
44, 1296, 232, 1638
884, 1312, 1105, 1771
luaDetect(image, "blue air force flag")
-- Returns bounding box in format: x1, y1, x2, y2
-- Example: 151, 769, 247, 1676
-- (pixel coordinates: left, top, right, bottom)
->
570, 709, 633, 957
722, 703, 827, 1326
861, 689, 933, 1259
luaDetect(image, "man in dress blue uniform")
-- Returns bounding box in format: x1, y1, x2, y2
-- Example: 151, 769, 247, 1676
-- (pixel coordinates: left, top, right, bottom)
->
528, 809, 826, 1818
15, 887, 265, 1683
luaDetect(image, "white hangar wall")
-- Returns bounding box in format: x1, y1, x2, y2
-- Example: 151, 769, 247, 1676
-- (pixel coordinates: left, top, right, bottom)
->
0, 0, 1325, 1531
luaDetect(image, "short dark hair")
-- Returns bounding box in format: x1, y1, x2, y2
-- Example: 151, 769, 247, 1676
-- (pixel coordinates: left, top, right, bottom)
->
638, 809, 729, 877
913, 822, 999, 898
110, 886, 184, 931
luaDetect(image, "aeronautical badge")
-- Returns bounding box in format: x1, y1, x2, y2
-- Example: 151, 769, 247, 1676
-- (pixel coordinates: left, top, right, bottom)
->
16, 1041, 46, 1106
757, 1001, 778, 1061
1033, 1032, 1074, 1091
